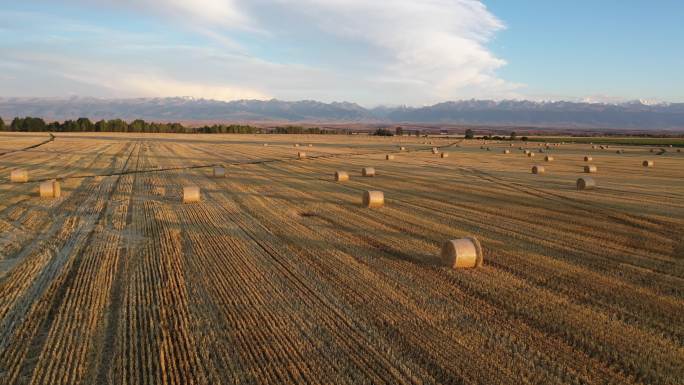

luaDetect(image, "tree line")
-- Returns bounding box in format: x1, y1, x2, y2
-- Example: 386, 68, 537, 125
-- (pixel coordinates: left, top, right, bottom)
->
0, 116, 338, 134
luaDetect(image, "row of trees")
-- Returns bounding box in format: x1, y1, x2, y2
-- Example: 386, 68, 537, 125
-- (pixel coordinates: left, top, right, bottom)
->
0, 117, 339, 134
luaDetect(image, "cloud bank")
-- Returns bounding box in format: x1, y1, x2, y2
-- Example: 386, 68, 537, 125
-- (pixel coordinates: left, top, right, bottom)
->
0, 1, 519, 105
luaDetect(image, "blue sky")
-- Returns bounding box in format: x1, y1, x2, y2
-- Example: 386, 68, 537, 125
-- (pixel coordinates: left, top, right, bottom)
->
0, 0, 682, 106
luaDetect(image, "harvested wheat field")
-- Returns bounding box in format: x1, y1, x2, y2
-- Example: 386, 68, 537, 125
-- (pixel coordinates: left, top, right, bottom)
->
1, 132, 683, 385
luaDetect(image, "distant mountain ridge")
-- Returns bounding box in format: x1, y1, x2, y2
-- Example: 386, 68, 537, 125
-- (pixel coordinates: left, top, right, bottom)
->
1, 97, 684, 129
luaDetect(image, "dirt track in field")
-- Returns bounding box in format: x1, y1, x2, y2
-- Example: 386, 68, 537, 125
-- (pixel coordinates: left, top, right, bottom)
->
0, 132, 683, 385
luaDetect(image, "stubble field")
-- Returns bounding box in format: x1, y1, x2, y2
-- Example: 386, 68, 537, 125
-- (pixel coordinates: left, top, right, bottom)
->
0, 132, 683, 385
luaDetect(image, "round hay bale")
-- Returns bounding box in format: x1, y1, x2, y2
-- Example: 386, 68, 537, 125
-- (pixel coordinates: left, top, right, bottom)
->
10, 169, 29, 183
362, 190, 384, 208
297, 152, 306, 159
584, 156, 593, 162
440, 152, 449, 158
532, 165, 545, 174
509, 143, 514, 147
335, 171, 349, 182
584, 165, 597, 173
183, 186, 201, 203
399, 146, 407, 151
432, 147, 439, 154
519, 147, 524, 150
576, 177, 596, 190
441, 237, 483, 269
539, 148, 545, 153
527, 152, 535, 157
616, 150, 623, 154
486, 147, 491, 151
503, 149, 511, 154
544, 155, 554, 162
263, 143, 269, 146
386, 154, 395, 160
362, 167, 376, 177
294, 143, 300, 147
650, 148, 655, 153
307, 144, 313, 147
39, 180, 61, 198
642, 160, 654, 167
213, 167, 226, 178
592, 145, 597, 149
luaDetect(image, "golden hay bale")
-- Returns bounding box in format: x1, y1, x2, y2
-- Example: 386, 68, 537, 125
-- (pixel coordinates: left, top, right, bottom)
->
527, 152, 535, 157
441, 237, 483, 269
642, 160, 654, 167
400, 146, 407, 151
335, 171, 349, 182
362, 190, 384, 208
486, 147, 491, 151
616, 150, 623, 154
39, 180, 61, 198
213, 167, 226, 177
576, 176, 596, 190
584, 165, 597, 173
297, 152, 306, 159
584, 156, 593, 162
532, 165, 545, 174
509, 143, 514, 147
519, 146, 524, 150
183, 186, 201, 203
263, 143, 269, 146
592, 145, 597, 149
544, 155, 554, 162
294, 143, 300, 147
432, 147, 439, 154
362, 167, 376, 177
386, 154, 395, 160
307, 144, 313, 147
503, 149, 511, 154
10, 169, 29, 183
441, 152, 449, 158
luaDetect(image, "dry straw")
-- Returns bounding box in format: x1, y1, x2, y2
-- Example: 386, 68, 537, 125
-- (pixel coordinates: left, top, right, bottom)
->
386, 154, 395, 160
363, 190, 384, 208
298, 152, 306, 159
213, 167, 226, 178
544, 155, 554, 162
642, 160, 654, 167
532, 165, 545, 174
335, 171, 349, 182
39, 179, 61, 198
441, 152, 449, 158
576, 177, 596, 190
584, 165, 597, 173
10, 169, 29, 183
362, 167, 376, 177
584, 156, 593, 162
183, 186, 201, 203
441, 237, 483, 269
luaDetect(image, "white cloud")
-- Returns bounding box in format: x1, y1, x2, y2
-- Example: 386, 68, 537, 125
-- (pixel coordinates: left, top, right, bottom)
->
2, 1, 521, 105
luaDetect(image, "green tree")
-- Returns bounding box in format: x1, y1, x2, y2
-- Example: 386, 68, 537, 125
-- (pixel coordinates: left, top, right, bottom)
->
0, 117, 4, 131
464, 129, 474, 139
395, 126, 404, 136
76, 117, 94, 131
510, 131, 517, 140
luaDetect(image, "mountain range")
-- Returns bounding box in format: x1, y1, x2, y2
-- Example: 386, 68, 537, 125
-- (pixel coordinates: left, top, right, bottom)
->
1, 97, 684, 130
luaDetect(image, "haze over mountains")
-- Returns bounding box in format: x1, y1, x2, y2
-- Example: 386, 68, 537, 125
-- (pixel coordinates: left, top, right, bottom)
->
1, 97, 683, 130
